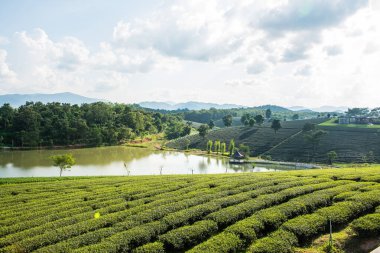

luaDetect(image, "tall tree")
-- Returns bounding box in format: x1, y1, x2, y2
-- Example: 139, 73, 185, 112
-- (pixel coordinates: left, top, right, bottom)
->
223, 115, 233, 127
265, 109, 272, 119
50, 154, 76, 177
228, 139, 235, 156
208, 120, 215, 129
198, 124, 209, 138
254, 115, 264, 126
327, 151, 337, 165
271, 119, 282, 134
304, 130, 327, 159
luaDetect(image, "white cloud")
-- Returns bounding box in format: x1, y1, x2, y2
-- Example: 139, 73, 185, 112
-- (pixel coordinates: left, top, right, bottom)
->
246, 61, 268, 74
0, 49, 17, 83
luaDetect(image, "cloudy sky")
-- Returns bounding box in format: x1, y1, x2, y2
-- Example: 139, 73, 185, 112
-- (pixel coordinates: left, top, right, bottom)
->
0, 0, 379, 107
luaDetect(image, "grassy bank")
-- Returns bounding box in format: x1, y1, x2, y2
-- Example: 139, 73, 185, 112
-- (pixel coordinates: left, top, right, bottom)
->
1, 167, 380, 252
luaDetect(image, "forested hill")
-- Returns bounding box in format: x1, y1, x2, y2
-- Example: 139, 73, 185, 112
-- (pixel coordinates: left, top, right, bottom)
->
0, 102, 189, 148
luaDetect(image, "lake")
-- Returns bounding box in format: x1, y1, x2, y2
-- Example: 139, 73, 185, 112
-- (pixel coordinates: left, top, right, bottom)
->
0, 146, 294, 178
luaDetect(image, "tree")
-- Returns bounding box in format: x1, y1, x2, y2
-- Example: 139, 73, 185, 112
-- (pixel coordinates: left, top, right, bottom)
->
183, 139, 190, 150
254, 115, 264, 126
50, 154, 76, 177
327, 151, 337, 165
304, 130, 327, 160
228, 139, 235, 156
208, 120, 215, 129
207, 140, 213, 154
214, 140, 221, 154
302, 123, 316, 132
265, 109, 272, 119
221, 142, 226, 154
198, 124, 209, 138
241, 113, 251, 126
292, 114, 299, 120
249, 118, 255, 127
223, 115, 233, 127
346, 108, 369, 117
239, 144, 250, 156
271, 119, 282, 134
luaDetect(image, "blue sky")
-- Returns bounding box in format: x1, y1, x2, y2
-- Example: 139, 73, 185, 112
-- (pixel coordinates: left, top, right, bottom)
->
0, 0, 379, 107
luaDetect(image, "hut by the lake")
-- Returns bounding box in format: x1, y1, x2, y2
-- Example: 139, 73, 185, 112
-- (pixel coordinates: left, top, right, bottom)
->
230, 151, 245, 164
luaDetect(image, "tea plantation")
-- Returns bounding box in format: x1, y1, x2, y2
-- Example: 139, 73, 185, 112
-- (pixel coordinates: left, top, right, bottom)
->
0, 167, 380, 253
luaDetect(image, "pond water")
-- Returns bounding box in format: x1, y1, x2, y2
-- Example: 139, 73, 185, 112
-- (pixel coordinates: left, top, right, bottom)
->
0, 146, 295, 178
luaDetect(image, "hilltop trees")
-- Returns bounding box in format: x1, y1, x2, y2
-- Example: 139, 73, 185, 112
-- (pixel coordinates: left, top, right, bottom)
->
223, 115, 233, 127
208, 120, 215, 129
265, 109, 272, 119
241, 113, 251, 126
0, 102, 186, 147
198, 124, 209, 138
271, 119, 282, 134
254, 115, 264, 126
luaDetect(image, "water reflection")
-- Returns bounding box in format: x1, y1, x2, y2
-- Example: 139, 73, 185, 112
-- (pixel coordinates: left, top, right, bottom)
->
0, 146, 295, 178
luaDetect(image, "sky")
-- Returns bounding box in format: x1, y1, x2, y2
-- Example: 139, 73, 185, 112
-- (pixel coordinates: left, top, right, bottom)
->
0, 0, 380, 108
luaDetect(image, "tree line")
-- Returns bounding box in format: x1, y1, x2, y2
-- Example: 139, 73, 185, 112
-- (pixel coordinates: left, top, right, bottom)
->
0, 102, 188, 147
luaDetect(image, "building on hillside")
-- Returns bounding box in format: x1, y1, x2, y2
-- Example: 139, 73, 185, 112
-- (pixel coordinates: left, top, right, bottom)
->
338, 116, 379, 125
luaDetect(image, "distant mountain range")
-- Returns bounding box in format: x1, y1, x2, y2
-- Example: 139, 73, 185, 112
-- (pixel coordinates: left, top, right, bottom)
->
138, 101, 247, 111
289, 106, 348, 113
0, 92, 349, 113
0, 92, 104, 107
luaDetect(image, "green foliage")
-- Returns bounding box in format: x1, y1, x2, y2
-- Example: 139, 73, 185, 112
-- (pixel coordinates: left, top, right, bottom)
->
1, 168, 380, 252
198, 124, 209, 138
271, 119, 282, 133
0, 102, 183, 147
265, 109, 272, 119
292, 114, 299, 120
207, 140, 213, 154
208, 120, 215, 129
132, 242, 165, 253
214, 140, 221, 154
239, 144, 250, 156
327, 151, 338, 165
221, 142, 226, 154
248, 230, 297, 253
223, 114, 233, 127
254, 115, 264, 126
158, 220, 217, 250
187, 232, 243, 253
351, 212, 380, 237
50, 154, 76, 177
228, 139, 235, 156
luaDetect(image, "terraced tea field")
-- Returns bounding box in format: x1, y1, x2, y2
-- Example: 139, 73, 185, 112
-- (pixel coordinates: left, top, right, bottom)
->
1, 167, 380, 253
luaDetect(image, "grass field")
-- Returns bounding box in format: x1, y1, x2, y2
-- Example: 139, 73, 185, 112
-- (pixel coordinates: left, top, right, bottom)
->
0, 167, 380, 252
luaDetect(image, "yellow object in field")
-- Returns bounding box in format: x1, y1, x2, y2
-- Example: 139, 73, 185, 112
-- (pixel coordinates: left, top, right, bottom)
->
94, 212, 101, 219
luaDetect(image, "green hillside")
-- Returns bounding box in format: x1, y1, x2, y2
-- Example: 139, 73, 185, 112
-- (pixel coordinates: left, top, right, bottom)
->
267, 124, 380, 163
167, 119, 325, 157
0, 168, 379, 253
168, 118, 380, 163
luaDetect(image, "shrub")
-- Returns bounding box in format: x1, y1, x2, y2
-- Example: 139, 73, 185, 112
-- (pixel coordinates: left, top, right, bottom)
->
187, 232, 243, 253
158, 220, 218, 250
351, 213, 380, 237
132, 242, 165, 253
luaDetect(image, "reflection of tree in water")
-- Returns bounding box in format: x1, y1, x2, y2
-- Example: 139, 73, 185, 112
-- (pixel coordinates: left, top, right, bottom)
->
0, 146, 155, 169
207, 157, 211, 165
198, 160, 207, 173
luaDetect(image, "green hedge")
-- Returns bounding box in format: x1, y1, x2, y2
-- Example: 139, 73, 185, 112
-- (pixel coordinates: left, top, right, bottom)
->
351, 213, 380, 237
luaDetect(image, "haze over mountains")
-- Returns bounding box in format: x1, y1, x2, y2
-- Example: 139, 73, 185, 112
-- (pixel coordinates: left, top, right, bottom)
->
0, 92, 103, 107
0, 92, 348, 112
